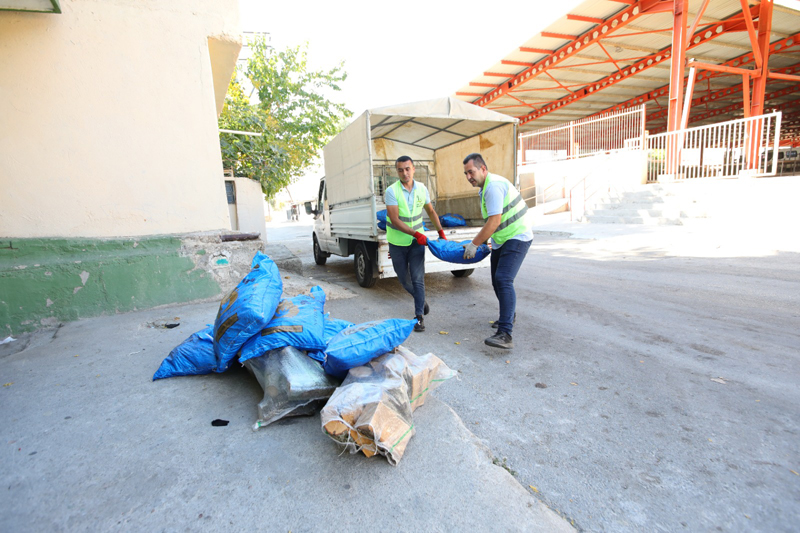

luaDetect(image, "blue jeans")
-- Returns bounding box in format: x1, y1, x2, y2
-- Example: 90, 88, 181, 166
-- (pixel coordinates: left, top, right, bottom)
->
389, 242, 426, 316
490, 238, 531, 335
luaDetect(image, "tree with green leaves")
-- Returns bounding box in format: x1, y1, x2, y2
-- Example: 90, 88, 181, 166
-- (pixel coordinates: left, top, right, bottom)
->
219, 37, 351, 199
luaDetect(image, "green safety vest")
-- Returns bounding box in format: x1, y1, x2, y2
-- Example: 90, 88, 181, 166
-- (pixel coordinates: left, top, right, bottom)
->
386, 180, 426, 246
480, 173, 529, 246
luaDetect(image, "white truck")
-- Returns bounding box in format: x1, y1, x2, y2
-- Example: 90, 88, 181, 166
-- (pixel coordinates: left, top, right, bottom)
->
305, 97, 520, 287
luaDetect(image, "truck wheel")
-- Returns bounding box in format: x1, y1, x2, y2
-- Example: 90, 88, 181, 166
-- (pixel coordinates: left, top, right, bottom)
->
313, 234, 328, 266
452, 269, 474, 278
354, 243, 377, 288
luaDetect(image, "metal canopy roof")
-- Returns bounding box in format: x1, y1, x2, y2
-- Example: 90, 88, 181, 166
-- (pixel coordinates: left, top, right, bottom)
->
454, 0, 800, 140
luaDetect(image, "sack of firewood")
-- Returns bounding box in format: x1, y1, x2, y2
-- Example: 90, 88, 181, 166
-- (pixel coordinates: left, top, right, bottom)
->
320, 346, 455, 465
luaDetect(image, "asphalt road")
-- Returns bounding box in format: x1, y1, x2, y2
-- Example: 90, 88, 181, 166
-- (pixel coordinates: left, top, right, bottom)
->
267, 220, 800, 533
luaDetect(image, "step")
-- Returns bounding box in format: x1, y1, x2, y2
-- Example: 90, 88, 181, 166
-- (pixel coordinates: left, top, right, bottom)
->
585, 208, 684, 218
584, 215, 684, 226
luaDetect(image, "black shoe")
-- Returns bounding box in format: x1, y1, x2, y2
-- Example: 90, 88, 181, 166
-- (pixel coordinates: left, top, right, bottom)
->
414, 315, 425, 332
423, 302, 430, 315
491, 313, 516, 329
485, 331, 513, 349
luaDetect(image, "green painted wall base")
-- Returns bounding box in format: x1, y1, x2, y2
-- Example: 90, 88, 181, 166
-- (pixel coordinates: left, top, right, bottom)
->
0, 237, 222, 336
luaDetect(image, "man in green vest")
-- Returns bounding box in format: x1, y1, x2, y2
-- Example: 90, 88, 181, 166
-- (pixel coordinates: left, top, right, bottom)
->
462, 153, 532, 349
385, 156, 447, 332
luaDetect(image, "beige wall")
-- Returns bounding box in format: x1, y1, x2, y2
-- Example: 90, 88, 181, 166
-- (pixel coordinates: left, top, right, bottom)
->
232, 177, 267, 243
0, 0, 241, 238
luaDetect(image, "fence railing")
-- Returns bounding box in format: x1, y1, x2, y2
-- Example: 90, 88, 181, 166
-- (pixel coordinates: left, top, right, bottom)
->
519, 105, 646, 165
645, 112, 782, 182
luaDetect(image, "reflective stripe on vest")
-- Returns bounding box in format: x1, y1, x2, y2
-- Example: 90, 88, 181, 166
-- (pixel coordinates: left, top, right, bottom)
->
386, 181, 426, 246
480, 173, 529, 246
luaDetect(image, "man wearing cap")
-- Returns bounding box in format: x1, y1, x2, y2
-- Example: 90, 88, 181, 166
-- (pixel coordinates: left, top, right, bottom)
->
462, 152, 532, 349
385, 156, 447, 332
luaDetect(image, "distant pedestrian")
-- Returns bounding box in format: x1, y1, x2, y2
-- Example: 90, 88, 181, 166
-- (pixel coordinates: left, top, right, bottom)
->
462, 153, 532, 349
385, 156, 447, 332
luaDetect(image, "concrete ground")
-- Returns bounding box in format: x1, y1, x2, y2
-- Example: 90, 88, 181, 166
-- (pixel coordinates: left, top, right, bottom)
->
2, 213, 798, 532
271, 214, 800, 532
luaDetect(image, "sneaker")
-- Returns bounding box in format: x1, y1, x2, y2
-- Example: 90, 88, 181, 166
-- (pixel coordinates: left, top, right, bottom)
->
485, 331, 513, 349
490, 313, 516, 329
414, 315, 425, 332
423, 302, 430, 316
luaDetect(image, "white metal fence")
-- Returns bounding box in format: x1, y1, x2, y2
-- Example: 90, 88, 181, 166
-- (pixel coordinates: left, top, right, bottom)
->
645, 112, 782, 182
519, 105, 646, 165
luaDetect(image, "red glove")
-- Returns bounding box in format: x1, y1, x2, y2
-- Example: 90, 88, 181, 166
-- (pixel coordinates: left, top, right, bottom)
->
413, 232, 428, 246
438, 230, 447, 240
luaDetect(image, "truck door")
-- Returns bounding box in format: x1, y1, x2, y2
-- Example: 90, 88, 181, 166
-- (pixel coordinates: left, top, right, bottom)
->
316, 179, 334, 250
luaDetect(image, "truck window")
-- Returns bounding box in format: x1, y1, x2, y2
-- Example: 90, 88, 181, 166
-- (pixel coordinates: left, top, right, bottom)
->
373, 161, 432, 199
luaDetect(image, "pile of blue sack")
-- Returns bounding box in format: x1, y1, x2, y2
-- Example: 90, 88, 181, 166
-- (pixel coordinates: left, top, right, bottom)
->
376, 209, 428, 232
152, 251, 417, 427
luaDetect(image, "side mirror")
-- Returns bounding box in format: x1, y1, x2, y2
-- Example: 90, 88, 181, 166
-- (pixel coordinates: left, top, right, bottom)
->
304, 201, 316, 215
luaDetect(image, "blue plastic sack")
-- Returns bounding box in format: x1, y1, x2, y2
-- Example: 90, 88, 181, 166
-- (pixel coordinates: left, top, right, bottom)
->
440, 213, 466, 227
427, 239, 491, 264
308, 316, 355, 363
238, 286, 327, 363
322, 319, 416, 379
213, 251, 283, 372
377, 209, 428, 231
153, 325, 216, 380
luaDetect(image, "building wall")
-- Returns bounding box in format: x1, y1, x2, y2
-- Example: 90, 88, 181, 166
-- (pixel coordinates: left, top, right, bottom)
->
0, 0, 245, 335
0, 0, 240, 239
232, 177, 268, 243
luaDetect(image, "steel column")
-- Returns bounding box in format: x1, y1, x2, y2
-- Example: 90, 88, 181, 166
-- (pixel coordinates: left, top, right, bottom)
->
667, 0, 688, 133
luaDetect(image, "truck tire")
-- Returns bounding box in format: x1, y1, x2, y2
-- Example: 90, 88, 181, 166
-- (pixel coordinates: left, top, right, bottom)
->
452, 269, 474, 278
354, 242, 377, 288
313, 234, 328, 266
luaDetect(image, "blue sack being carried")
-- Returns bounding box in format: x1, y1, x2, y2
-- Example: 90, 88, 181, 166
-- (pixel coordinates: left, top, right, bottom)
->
213, 251, 283, 372
440, 213, 466, 227
308, 316, 355, 363
239, 286, 327, 363
427, 238, 491, 265
322, 319, 416, 379
153, 325, 216, 380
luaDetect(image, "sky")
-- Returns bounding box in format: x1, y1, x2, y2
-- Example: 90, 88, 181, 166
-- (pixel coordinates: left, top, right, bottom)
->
239, 0, 800, 202
239, 0, 583, 201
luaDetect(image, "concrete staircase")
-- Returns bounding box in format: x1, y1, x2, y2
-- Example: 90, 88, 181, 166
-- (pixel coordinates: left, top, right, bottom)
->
581, 183, 711, 226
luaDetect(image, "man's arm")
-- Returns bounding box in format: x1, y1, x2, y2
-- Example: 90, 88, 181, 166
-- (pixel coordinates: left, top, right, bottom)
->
423, 203, 447, 240
471, 214, 501, 245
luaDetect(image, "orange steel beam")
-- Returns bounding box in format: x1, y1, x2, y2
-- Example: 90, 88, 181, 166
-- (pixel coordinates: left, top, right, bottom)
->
589, 31, 800, 119
750, 0, 773, 117
666, 0, 689, 133
483, 72, 513, 77
513, 4, 756, 126
566, 14, 604, 24
689, 60, 758, 77
541, 32, 579, 40
456, 92, 486, 97
519, 47, 556, 54
647, 64, 800, 121
739, 0, 763, 69
473, 0, 667, 108
768, 71, 800, 82
502, 60, 535, 67
650, 82, 800, 131
470, 82, 501, 87
687, 0, 712, 40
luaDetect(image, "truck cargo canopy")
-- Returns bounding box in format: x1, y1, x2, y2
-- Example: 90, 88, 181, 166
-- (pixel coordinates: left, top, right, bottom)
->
368, 97, 518, 151
324, 97, 518, 207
